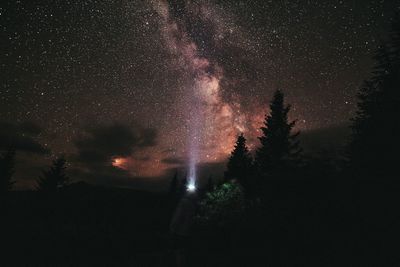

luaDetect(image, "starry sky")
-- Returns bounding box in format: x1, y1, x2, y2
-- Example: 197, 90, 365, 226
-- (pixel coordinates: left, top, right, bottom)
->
1, 0, 399, 190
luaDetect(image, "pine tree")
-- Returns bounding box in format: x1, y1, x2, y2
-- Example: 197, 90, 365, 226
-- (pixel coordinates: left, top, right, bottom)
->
177, 176, 187, 199
37, 157, 69, 193
0, 146, 16, 193
389, 12, 400, 64
225, 134, 253, 191
205, 175, 214, 193
349, 16, 400, 176
255, 89, 301, 177
169, 171, 178, 196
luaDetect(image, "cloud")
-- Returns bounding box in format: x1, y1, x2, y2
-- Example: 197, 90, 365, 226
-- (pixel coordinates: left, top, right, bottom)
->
161, 156, 186, 165
0, 121, 50, 154
74, 123, 158, 165
18, 121, 43, 136
138, 128, 158, 147
71, 122, 159, 187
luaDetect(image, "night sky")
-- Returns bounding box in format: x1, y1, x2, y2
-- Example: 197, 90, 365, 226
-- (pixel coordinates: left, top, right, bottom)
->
1, 0, 399, 190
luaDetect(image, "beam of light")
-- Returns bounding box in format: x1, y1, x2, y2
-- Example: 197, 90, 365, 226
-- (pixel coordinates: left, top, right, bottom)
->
187, 119, 199, 192
187, 181, 196, 192
188, 140, 198, 191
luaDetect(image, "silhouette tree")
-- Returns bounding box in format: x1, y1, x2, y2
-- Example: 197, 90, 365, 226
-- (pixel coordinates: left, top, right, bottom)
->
349, 16, 400, 177
225, 134, 253, 192
176, 176, 188, 199
37, 156, 69, 193
393, 12, 400, 41
0, 146, 16, 193
169, 170, 179, 196
205, 175, 214, 193
255, 89, 301, 177
167, 170, 180, 220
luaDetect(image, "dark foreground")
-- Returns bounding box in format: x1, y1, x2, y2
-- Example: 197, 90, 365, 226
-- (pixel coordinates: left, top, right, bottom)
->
2, 179, 400, 267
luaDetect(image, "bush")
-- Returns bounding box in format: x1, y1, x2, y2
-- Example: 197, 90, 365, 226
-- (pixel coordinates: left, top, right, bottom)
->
196, 181, 245, 228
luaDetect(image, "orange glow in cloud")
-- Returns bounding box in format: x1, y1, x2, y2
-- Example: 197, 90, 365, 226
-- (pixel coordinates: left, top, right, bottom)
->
112, 157, 128, 170
111, 148, 174, 178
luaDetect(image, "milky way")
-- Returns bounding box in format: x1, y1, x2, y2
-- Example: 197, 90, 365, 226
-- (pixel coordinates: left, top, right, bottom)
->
153, 0, 262, 183
1, 0, 399, 189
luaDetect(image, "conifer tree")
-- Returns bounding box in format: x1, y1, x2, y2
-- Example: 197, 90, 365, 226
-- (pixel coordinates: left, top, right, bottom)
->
205, 175, 214, 193
37, 157, 69, 193
0, 146, 16, 193
225, 134, 253, 191
176, 176, 187, 199
349, 16, 400, 176
255, 90, 301, 177
169, 171, 178, 196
